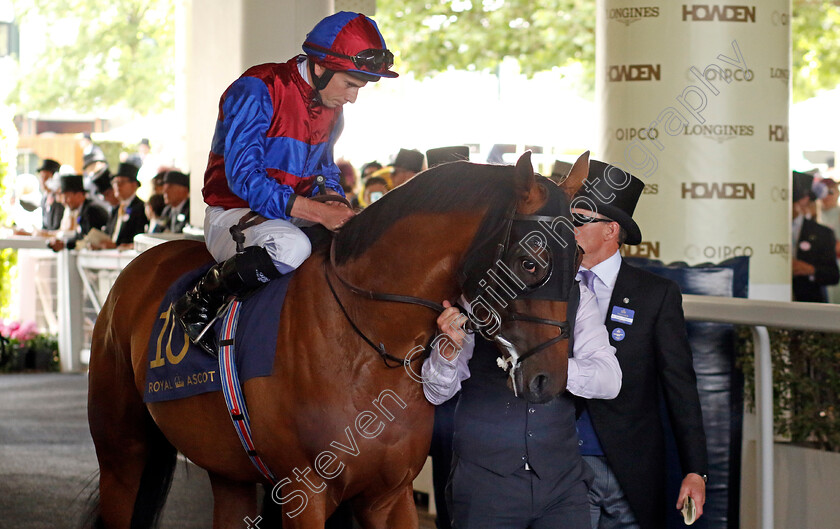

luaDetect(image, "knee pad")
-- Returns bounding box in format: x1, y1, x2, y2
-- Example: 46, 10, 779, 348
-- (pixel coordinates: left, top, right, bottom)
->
234, 246, 282, 289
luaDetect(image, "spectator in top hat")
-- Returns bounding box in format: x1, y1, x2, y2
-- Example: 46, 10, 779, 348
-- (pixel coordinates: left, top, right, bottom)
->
549, 160, 573, 185
426, 145, 470, 169
90, 168, 118, 212
792, 170, 839, 302
571, 159, 707, 529
79, 132, 105, 163
161, 170, 191, 233
95, 162, 148, 249
819, 177, 840, 303
83, 152, 108, 178
37, 158, 64, 231
47, 174, 109, 251
391, 148, 424, 187
13, 158, 64, 235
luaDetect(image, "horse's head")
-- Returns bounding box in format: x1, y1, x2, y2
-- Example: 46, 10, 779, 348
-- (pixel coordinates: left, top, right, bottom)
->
459, 151, 589, 403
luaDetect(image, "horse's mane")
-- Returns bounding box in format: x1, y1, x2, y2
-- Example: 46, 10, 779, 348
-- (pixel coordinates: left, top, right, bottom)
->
328, 161, 517, 265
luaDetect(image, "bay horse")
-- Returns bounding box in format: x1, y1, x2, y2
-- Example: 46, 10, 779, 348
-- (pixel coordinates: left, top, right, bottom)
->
85, 151, 590, 528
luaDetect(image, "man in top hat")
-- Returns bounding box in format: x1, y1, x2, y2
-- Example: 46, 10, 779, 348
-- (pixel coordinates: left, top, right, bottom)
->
174, 11, 398, 355
37, 158, 65, 231
426, 145, 470, 169
97, 162, 148, 248
390, 148, 425, 187
90, 167, 118, 212
83, 152, 108, 177
161, 170, 191, 233
792, 170, 839, 302
79, 132, 105, 162
572, 160, 707, 529
549, 160, 573, 185
47, 174, 109, 252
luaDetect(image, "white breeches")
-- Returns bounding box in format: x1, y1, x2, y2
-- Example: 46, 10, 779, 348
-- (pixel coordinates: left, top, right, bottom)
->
203, 206, 312, 274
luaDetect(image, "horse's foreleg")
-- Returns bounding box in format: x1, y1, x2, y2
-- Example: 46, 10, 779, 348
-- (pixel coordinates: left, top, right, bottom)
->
354, 486, 419, 529
209, 473, 259, 529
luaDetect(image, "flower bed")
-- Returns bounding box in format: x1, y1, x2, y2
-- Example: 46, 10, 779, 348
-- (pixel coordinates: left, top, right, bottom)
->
0, 319, 59, 372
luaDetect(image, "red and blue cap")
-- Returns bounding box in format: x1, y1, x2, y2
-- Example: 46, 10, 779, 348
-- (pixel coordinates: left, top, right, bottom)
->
303, 12, 398, 80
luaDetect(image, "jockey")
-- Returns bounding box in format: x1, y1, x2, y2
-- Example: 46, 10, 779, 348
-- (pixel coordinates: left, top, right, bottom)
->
174, 12, 398, 355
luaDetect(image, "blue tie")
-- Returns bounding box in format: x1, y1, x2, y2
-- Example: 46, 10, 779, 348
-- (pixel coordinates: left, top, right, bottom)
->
579, 269, 597, 293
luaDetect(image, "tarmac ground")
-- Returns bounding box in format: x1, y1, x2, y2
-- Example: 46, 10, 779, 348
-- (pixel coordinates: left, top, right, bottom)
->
0, 373, 436, 529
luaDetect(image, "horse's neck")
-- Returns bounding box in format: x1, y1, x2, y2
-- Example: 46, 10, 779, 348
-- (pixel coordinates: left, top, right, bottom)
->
342, 212, 484, 303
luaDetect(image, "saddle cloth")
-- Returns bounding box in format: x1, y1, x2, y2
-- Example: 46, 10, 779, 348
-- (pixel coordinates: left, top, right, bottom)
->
143, 263, 293, 403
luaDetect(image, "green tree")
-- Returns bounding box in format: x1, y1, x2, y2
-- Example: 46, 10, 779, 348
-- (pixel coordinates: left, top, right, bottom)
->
0, 107, 19, 318
377, 0, 840, 101
9, 0, 174, 114
793, 1, 840, 101
377, 0, 596, 93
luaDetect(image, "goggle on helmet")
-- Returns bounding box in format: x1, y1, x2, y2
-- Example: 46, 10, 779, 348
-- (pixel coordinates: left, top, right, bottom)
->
302, 11, 399, 83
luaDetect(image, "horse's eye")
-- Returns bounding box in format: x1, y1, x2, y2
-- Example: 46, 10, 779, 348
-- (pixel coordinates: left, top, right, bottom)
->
521, 259, 537, 274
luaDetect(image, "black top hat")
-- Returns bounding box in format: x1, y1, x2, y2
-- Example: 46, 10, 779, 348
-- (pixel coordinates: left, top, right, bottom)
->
426, 146, 470, 168
393, 148, 424, 173
573, 159, 645, 245
792, 171, 816, 202
83, 152, 107, 169
163, 171, 190, 188
114, 162, 140, 183
551, 160, 573, 180
59, 174, 85, 193
37, 159, 61, 174
139, 138, 150, 147
91, 168, 112, 194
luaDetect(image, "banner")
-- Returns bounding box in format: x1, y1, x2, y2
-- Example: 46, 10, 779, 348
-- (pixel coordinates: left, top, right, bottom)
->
596, 1, 791, 300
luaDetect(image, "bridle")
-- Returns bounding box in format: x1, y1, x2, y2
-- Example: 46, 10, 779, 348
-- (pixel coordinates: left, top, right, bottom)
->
462, 209, 577, 394
324, 204, 575, 372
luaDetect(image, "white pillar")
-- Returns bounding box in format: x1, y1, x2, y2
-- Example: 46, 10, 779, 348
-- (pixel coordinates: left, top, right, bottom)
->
596, 1, 791, 301
182, 0, 333, 228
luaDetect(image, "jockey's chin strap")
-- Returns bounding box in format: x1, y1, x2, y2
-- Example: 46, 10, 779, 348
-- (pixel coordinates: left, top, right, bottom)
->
324, 240, 444, 368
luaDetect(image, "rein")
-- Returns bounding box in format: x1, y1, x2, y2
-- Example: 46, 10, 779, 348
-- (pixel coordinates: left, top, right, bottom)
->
324, 206, 574, 375
324, 241, 441, 368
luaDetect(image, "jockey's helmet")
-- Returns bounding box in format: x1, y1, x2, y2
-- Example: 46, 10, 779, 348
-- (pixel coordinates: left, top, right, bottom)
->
303, 12, 398, 90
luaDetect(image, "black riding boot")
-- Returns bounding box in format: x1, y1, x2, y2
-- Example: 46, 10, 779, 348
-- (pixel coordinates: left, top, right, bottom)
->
173, 246, 281, 356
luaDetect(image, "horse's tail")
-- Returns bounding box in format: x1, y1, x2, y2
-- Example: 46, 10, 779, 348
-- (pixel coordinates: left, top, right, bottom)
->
78, 471, 104, 529
78, 417, 176, 529
129, 416, 178, 529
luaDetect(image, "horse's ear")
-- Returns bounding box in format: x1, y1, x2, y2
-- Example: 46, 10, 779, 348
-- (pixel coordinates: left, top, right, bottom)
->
514, 151, 535, 198
560, 150, 590, 198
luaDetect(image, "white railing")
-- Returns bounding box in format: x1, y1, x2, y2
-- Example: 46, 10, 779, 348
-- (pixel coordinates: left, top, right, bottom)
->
682, 295, 840, 529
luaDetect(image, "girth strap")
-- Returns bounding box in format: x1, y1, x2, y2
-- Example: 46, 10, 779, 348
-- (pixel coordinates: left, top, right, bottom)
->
218, 300, 277, 484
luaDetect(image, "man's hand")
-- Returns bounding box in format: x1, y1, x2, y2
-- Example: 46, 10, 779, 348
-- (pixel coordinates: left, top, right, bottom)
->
792, 259, 816, 277
436, 300, 469, 360
48, 239, 65, 252
290, 196, 355, 231
676, 473, 706, 520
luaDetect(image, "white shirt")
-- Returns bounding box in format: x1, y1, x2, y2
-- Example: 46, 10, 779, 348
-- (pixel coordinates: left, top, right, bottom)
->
421, 285, 621, 405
